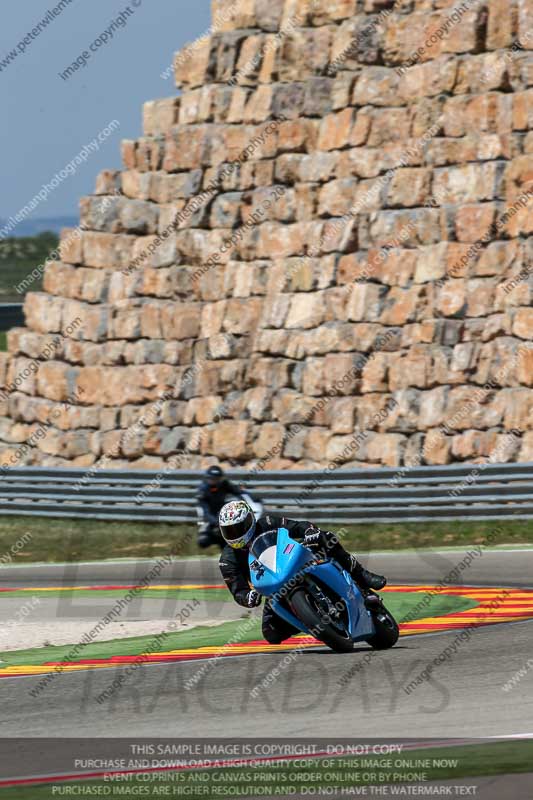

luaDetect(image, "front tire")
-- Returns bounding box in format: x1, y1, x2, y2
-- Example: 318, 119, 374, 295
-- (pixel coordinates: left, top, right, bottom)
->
366, 605, 399, 650
289, 586, 354, 654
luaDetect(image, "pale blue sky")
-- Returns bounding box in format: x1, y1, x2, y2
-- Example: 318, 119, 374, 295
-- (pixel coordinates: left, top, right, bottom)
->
0, 0, 211, 221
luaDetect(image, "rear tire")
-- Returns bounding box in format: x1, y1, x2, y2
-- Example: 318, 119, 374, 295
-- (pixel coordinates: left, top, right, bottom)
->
366, 605, 399, 650
290, 587, 354, 654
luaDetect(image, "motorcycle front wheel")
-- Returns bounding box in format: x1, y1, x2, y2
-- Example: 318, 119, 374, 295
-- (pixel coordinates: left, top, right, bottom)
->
289, 586, 354, 654
366, 605, 399, 650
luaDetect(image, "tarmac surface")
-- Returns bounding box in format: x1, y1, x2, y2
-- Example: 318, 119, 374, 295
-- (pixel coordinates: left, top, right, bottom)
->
0, 548, 531, 740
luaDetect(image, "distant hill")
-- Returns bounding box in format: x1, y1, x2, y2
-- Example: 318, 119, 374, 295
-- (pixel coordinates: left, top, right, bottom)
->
0, 232, 59, 302
0, 216, 78, 237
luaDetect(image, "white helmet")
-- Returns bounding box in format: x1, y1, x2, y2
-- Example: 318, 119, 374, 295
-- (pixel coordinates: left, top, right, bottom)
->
219, 500, 256, 549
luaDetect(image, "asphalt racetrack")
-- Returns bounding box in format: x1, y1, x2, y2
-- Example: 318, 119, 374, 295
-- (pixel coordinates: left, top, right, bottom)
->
0, 548, 532, 739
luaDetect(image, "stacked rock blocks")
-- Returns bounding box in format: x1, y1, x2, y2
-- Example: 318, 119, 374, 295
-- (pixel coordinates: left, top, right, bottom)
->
0, 0, 532, 470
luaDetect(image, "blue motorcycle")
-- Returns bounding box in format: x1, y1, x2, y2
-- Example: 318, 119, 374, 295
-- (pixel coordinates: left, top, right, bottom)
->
249, 527, 399, 653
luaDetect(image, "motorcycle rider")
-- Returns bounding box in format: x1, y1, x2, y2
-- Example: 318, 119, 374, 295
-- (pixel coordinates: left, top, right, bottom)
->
218, 500, 387, 644
196, 466, 257, 549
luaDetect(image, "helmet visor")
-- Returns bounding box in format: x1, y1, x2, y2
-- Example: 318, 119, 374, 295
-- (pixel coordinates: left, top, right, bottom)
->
220, 511, 254, 546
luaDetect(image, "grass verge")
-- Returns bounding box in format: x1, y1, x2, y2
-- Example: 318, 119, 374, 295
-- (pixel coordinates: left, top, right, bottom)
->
0, 592, 476, 668
0, 516, 533, 564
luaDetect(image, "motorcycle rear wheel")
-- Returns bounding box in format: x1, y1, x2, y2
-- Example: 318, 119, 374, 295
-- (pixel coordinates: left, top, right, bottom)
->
289, 587, 354, 654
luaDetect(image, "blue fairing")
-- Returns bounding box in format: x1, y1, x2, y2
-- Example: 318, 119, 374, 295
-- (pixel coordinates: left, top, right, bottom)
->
249, 528, 375, 643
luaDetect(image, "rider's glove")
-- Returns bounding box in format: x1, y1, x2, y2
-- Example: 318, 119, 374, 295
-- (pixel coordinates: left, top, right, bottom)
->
303, 529, 326, 553
237, 590, 262, 608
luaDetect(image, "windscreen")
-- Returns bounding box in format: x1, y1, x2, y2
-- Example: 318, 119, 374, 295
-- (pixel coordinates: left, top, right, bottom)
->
250, 529, 278, 559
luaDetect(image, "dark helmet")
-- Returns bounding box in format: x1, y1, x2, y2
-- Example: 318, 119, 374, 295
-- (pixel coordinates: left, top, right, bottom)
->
205, 465, 224, 489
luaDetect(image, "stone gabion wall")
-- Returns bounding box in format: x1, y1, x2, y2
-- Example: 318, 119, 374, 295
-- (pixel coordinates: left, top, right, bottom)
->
0, 0, 532, 471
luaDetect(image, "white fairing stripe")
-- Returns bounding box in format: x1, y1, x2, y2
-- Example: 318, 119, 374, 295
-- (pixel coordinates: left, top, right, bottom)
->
259, 546, 277, 572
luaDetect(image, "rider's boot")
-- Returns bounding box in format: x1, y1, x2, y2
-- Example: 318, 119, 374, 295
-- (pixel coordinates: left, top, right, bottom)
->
315, 532, 387, 592
348, 555, 387, 592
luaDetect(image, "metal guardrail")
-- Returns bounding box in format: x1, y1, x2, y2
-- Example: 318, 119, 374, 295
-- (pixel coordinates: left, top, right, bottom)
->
0, 463, 532, 524
0, 303, 24, 332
